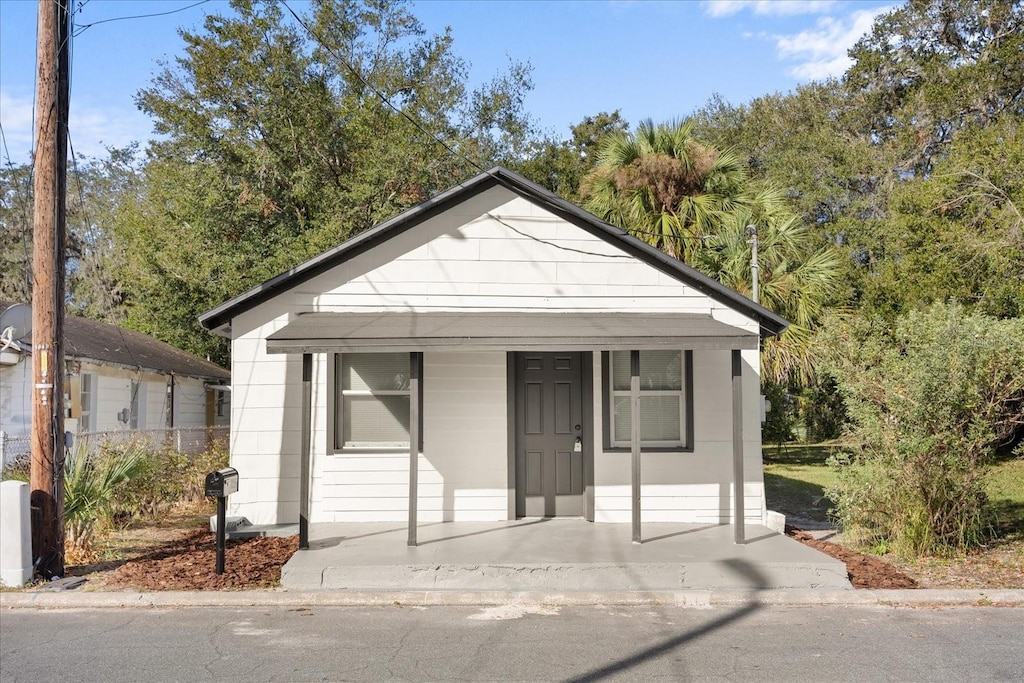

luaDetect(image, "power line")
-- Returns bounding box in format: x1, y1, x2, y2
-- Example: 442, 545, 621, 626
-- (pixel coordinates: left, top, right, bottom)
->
65, 3, 143, 376
71, 0, 211, 37
278, 1, 635, 261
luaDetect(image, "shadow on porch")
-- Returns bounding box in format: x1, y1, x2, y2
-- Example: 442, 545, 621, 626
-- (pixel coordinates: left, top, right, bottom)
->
279, 519, 851, 592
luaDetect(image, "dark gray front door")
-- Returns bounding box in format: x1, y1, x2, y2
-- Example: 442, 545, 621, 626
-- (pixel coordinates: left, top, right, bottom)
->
515, 352, 584, 517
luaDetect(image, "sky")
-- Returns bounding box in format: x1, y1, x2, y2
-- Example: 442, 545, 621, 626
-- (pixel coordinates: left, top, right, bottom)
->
0, 0, 895, 164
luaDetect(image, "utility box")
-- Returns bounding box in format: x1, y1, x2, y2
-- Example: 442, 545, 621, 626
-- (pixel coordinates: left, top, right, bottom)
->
1, 480, 33, 587
204, 467, 238, 498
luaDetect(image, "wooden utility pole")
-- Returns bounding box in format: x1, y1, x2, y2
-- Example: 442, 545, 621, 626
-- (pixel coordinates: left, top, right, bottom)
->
30, 0, 70, 578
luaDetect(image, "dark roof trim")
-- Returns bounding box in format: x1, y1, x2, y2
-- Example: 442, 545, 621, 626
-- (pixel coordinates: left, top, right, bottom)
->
199, 167, 789, 337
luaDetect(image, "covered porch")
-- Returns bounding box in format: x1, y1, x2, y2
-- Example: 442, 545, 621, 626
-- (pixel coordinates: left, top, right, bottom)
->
278, 519, 851, 591
266, 311, 762, 549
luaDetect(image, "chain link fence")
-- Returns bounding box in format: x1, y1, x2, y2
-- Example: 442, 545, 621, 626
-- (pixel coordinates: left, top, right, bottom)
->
1, 426, 229, 467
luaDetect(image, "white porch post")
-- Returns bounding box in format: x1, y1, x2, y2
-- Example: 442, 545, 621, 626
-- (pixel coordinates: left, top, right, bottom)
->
631, 349, 641, 544
299, 353, 312, 550
407, 352, 422, 547
731, 349, 745, 544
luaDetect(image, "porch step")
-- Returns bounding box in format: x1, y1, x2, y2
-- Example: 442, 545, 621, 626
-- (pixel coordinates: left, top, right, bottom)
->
282, 560, 851, 592
278, 521, 852, 592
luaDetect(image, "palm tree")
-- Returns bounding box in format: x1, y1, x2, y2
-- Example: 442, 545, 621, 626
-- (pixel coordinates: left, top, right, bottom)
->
694, 193, 845, 383
582, 120, 843, 385
582, 118, 748, 263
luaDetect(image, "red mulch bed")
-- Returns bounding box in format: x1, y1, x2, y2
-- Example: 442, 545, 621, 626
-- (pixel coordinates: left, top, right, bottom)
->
88, 525, 918, 591
786, 527, 918, 589
102, 530, 298, 591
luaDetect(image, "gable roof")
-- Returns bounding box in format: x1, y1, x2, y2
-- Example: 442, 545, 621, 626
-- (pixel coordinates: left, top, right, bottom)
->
1, 302, 229, 381
198, 167, 789, 337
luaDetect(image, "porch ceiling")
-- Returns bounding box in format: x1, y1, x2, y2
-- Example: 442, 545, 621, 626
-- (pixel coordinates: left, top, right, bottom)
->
265, 311, 759, 354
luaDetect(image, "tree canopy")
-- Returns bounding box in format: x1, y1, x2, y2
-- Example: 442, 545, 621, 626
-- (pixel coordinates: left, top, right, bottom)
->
579, 119, 844, 383
112, 0, 534, 363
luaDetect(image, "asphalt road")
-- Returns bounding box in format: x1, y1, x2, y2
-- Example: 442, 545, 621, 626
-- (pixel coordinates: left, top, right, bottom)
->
1, 604, 1021, 682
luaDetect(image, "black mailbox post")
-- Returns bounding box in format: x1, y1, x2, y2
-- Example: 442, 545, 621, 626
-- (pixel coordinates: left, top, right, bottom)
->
205, 467, 238, 574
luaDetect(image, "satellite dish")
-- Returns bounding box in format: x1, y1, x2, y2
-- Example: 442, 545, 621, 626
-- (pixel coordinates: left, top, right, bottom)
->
0, 303, 33, 341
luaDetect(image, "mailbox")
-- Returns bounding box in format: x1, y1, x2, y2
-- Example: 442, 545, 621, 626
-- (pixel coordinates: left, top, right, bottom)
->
206, 467, 239, 575
205, 467, 238, 498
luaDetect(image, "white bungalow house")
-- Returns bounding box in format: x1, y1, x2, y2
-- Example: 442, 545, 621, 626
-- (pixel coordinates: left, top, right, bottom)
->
199, 167, 788, 547
0, 303, 230, 464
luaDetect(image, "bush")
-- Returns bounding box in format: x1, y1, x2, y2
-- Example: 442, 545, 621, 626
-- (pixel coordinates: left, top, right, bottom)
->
64, 442, 149, 559
821, 302, 1024, 556
798, 376, 847, 443
762, 380, 798, 446
111, 438, 229, 521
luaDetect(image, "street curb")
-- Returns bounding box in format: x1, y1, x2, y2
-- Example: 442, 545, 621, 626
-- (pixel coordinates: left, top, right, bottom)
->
3, 588, 1022, 609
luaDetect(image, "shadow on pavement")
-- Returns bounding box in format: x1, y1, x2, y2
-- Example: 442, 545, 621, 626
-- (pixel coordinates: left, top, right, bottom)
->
565, 558, 768, 682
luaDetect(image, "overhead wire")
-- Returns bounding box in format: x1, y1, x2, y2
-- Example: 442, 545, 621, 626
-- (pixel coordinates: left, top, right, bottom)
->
71, 0, 211, 37
65, 0, 145, 423
278, 0, 635, 261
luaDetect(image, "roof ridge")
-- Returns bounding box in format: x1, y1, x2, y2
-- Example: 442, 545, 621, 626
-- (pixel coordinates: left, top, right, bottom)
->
197, 167, 788, 337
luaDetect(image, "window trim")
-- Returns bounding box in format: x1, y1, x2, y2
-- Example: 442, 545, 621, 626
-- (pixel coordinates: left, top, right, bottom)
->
329, 352, 423, 453
130, 379, 145, 430
601, 350, 693, 453
80, 372, 96, 433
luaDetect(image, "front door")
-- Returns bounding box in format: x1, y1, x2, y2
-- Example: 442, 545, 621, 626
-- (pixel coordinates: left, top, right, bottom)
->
515, 352, 585, 517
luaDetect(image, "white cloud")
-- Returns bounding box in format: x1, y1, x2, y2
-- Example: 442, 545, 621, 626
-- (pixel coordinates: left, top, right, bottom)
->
775, 6, 892, 79
0, 90, 35, 161
703, 1, 837, 18
0, 88, 151, 163
67, 101, 152, 160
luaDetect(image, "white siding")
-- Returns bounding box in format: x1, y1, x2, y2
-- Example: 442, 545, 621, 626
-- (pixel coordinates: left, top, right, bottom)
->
171, 377, 209, 429
143, 380, 168, 430
592, 349, 765, 524
312, 352, 507, 522
296, 189, 730, 319
228, 185, 764, 524
0, 355, 32, 441
71, 363, 211, 434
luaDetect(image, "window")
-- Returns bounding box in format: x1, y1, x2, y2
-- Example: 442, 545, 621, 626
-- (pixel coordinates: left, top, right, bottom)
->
80, 373, 96, 432
603, 350, 692, 450
334, 353, 417, 449
130, 380, 145, 430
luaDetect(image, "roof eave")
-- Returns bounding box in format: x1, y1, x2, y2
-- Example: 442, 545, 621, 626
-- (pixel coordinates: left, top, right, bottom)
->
198, 166, 791, 338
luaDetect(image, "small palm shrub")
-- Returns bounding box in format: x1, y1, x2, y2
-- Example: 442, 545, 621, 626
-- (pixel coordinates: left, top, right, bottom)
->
64, 442, 148, 561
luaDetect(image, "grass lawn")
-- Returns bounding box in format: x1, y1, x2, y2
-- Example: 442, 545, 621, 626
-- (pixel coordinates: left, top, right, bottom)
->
762, 444, 842, 526
984, 456, 1024, 540
763, 445, 1024, 538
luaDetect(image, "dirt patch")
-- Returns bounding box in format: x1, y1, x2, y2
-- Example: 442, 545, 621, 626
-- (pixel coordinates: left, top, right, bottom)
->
885, 543, 1024, 590
786, 527, 918, 589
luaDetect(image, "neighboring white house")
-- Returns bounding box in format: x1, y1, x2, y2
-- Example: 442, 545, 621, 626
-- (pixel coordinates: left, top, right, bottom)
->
199, 167, 788, 545
0, 303, 230, 464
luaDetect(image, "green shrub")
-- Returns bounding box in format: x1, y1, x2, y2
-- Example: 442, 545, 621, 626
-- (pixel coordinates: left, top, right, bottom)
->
798, 376, 847, 443
64, 442, 149, 556
1, 456, 30, 482
762, 380, 798, 446
111, 438, 229, 521
821, 302, 1024, 557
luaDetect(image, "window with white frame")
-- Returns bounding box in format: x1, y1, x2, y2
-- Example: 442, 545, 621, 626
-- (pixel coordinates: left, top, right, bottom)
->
334, 353, 413, 449
604, 350, 691, 450
80, 373, 96, 432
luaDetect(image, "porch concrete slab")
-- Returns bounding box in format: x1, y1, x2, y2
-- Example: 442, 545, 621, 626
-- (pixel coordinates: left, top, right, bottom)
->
281, 520, 851, 592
